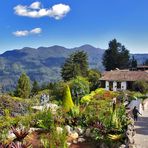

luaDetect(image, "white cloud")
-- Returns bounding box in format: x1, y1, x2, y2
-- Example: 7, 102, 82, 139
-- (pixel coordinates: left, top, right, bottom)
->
30, 28, 42, 34
13, 28, 42, 37
30, 2, 41, 9
13, 30, 29, 37
14, 2, 70, 19
49, 4, 71, 20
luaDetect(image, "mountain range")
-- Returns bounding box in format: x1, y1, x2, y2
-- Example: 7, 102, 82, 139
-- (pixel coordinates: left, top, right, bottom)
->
0, 44, 147, 91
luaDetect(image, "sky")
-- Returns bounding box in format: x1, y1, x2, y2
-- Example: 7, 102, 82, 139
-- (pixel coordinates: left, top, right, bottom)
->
0, 0, 148, 54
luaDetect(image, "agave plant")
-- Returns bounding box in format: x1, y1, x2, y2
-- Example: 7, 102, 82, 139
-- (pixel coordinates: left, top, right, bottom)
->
11, 127, 29, 142
0, 142, 31, 148
93, 120, 106, 135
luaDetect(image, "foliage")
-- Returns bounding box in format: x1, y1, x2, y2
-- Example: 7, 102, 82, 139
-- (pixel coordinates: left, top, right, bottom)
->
15, 73, 31, 99
87, 69, 101, 91
31, 80, 40, 96
130, 56, 137, 69
61, 50, 88, 81
62, 85, 74, 112
69, 76, 90, 105
132, 80, 148, 93
49, 81, 67, 101
40, 127, 68, 148
102, 39, 130, 70
0, 95, 31, 117
11, 126, 29, 142
144, 59, 148, 65
34, 109, 54, 130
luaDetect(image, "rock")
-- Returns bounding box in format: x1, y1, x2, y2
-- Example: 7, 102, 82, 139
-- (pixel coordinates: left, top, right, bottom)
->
128, 144, 136, 148
85, 128, 91, 137
56, 127, 63, 134
29, 128, 43, 133
127, 125, 134, 131
73, 140, 78, 144
78, 137, 85, 143
132, 130, 136, 136
126, 130, 133, 136
69, 132, 79, 140
67, 142, 71, 147
99, 143, 108, 148
128, 136, 135, 144
7, 131, 15, 139
65, 125, 73, 134
75, 127, 84, 135
119, 144, 126, 148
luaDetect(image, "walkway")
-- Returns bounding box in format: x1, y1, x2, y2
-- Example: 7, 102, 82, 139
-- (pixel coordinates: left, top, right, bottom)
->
134, 108, 148, 148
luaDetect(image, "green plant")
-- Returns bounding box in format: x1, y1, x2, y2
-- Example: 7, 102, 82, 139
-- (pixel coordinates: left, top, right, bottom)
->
69, 76, 90, 105
40, 127, 68, 148
11, 126, 29, 142
62, 85, 74, 112
35, 109, 54, 130
132, 80, 148, 93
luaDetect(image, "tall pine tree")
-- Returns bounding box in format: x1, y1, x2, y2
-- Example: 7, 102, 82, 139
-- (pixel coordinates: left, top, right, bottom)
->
15, 73, 31, 98
61, 50, 88, 81
130, 56, 137, 69
102, 39, 130, 71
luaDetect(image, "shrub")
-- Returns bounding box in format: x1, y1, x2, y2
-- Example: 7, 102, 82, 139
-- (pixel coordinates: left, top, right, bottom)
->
62, 85, 74, 112
69, 76, 90, 105
132, 80, 148, 93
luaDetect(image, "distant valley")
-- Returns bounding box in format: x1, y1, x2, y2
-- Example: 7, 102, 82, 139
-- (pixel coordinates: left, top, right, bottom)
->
0, 44, 147, 91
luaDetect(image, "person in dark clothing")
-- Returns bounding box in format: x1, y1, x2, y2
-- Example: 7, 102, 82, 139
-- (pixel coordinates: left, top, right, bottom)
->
132, 106, 142, 121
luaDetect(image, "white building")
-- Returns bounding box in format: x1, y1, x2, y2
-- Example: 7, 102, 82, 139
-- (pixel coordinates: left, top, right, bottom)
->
100, 70, 148, 91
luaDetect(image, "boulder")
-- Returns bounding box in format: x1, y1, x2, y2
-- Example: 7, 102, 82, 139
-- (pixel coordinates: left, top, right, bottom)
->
56, 127, 63, 134
65, 125, 73, 134
69, 132, 79, 140
85, 128, 91, 137
78, 137, 85, 143
119, 144, 126, 148
75, 127, 84, 135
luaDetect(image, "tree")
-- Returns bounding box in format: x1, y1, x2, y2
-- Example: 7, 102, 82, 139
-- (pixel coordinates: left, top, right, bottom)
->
72, 51, 88, 77
69, 76, 90, 105
61, 51, 88, 81
102, 39, 130, 71
49, 81, 67, 101
31, 80, 39, 96
62, 85, 74, 112
15, 73, 31, 98
144, 59, 148, 66
87, 69, 101, 91
130, 56, 137, 69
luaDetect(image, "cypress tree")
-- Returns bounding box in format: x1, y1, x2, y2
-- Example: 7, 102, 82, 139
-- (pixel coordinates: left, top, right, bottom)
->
102, 39, 130, 70
62, 85, 74, 112
61, 50, 88, 81
15, 73, 31, 98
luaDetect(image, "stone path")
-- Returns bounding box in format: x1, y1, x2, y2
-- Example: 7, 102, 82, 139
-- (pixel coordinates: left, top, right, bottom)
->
134, 109, 148, 148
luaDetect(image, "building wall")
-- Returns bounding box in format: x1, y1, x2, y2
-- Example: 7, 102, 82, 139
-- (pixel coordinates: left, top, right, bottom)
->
121, 81, 127, 90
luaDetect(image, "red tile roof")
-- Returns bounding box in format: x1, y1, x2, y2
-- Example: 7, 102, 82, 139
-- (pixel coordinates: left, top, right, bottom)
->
100, 70, 148, 81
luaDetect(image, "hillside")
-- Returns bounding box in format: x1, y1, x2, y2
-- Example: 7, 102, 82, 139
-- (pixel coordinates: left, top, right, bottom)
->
0, 45, 104, 91
0, 45, 147, 91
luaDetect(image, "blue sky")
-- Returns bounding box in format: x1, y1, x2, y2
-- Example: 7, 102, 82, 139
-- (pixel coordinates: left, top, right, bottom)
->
0, 0, 148, 53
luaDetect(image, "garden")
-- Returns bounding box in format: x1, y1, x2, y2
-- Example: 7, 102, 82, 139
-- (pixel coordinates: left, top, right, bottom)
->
0, 82, 133, 148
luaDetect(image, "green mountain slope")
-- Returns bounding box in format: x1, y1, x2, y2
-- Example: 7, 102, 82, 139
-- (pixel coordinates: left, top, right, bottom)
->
0, 45, 147, 91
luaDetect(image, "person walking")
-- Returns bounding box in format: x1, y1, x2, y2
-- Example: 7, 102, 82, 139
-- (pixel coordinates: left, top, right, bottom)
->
132, 106, 142, 121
